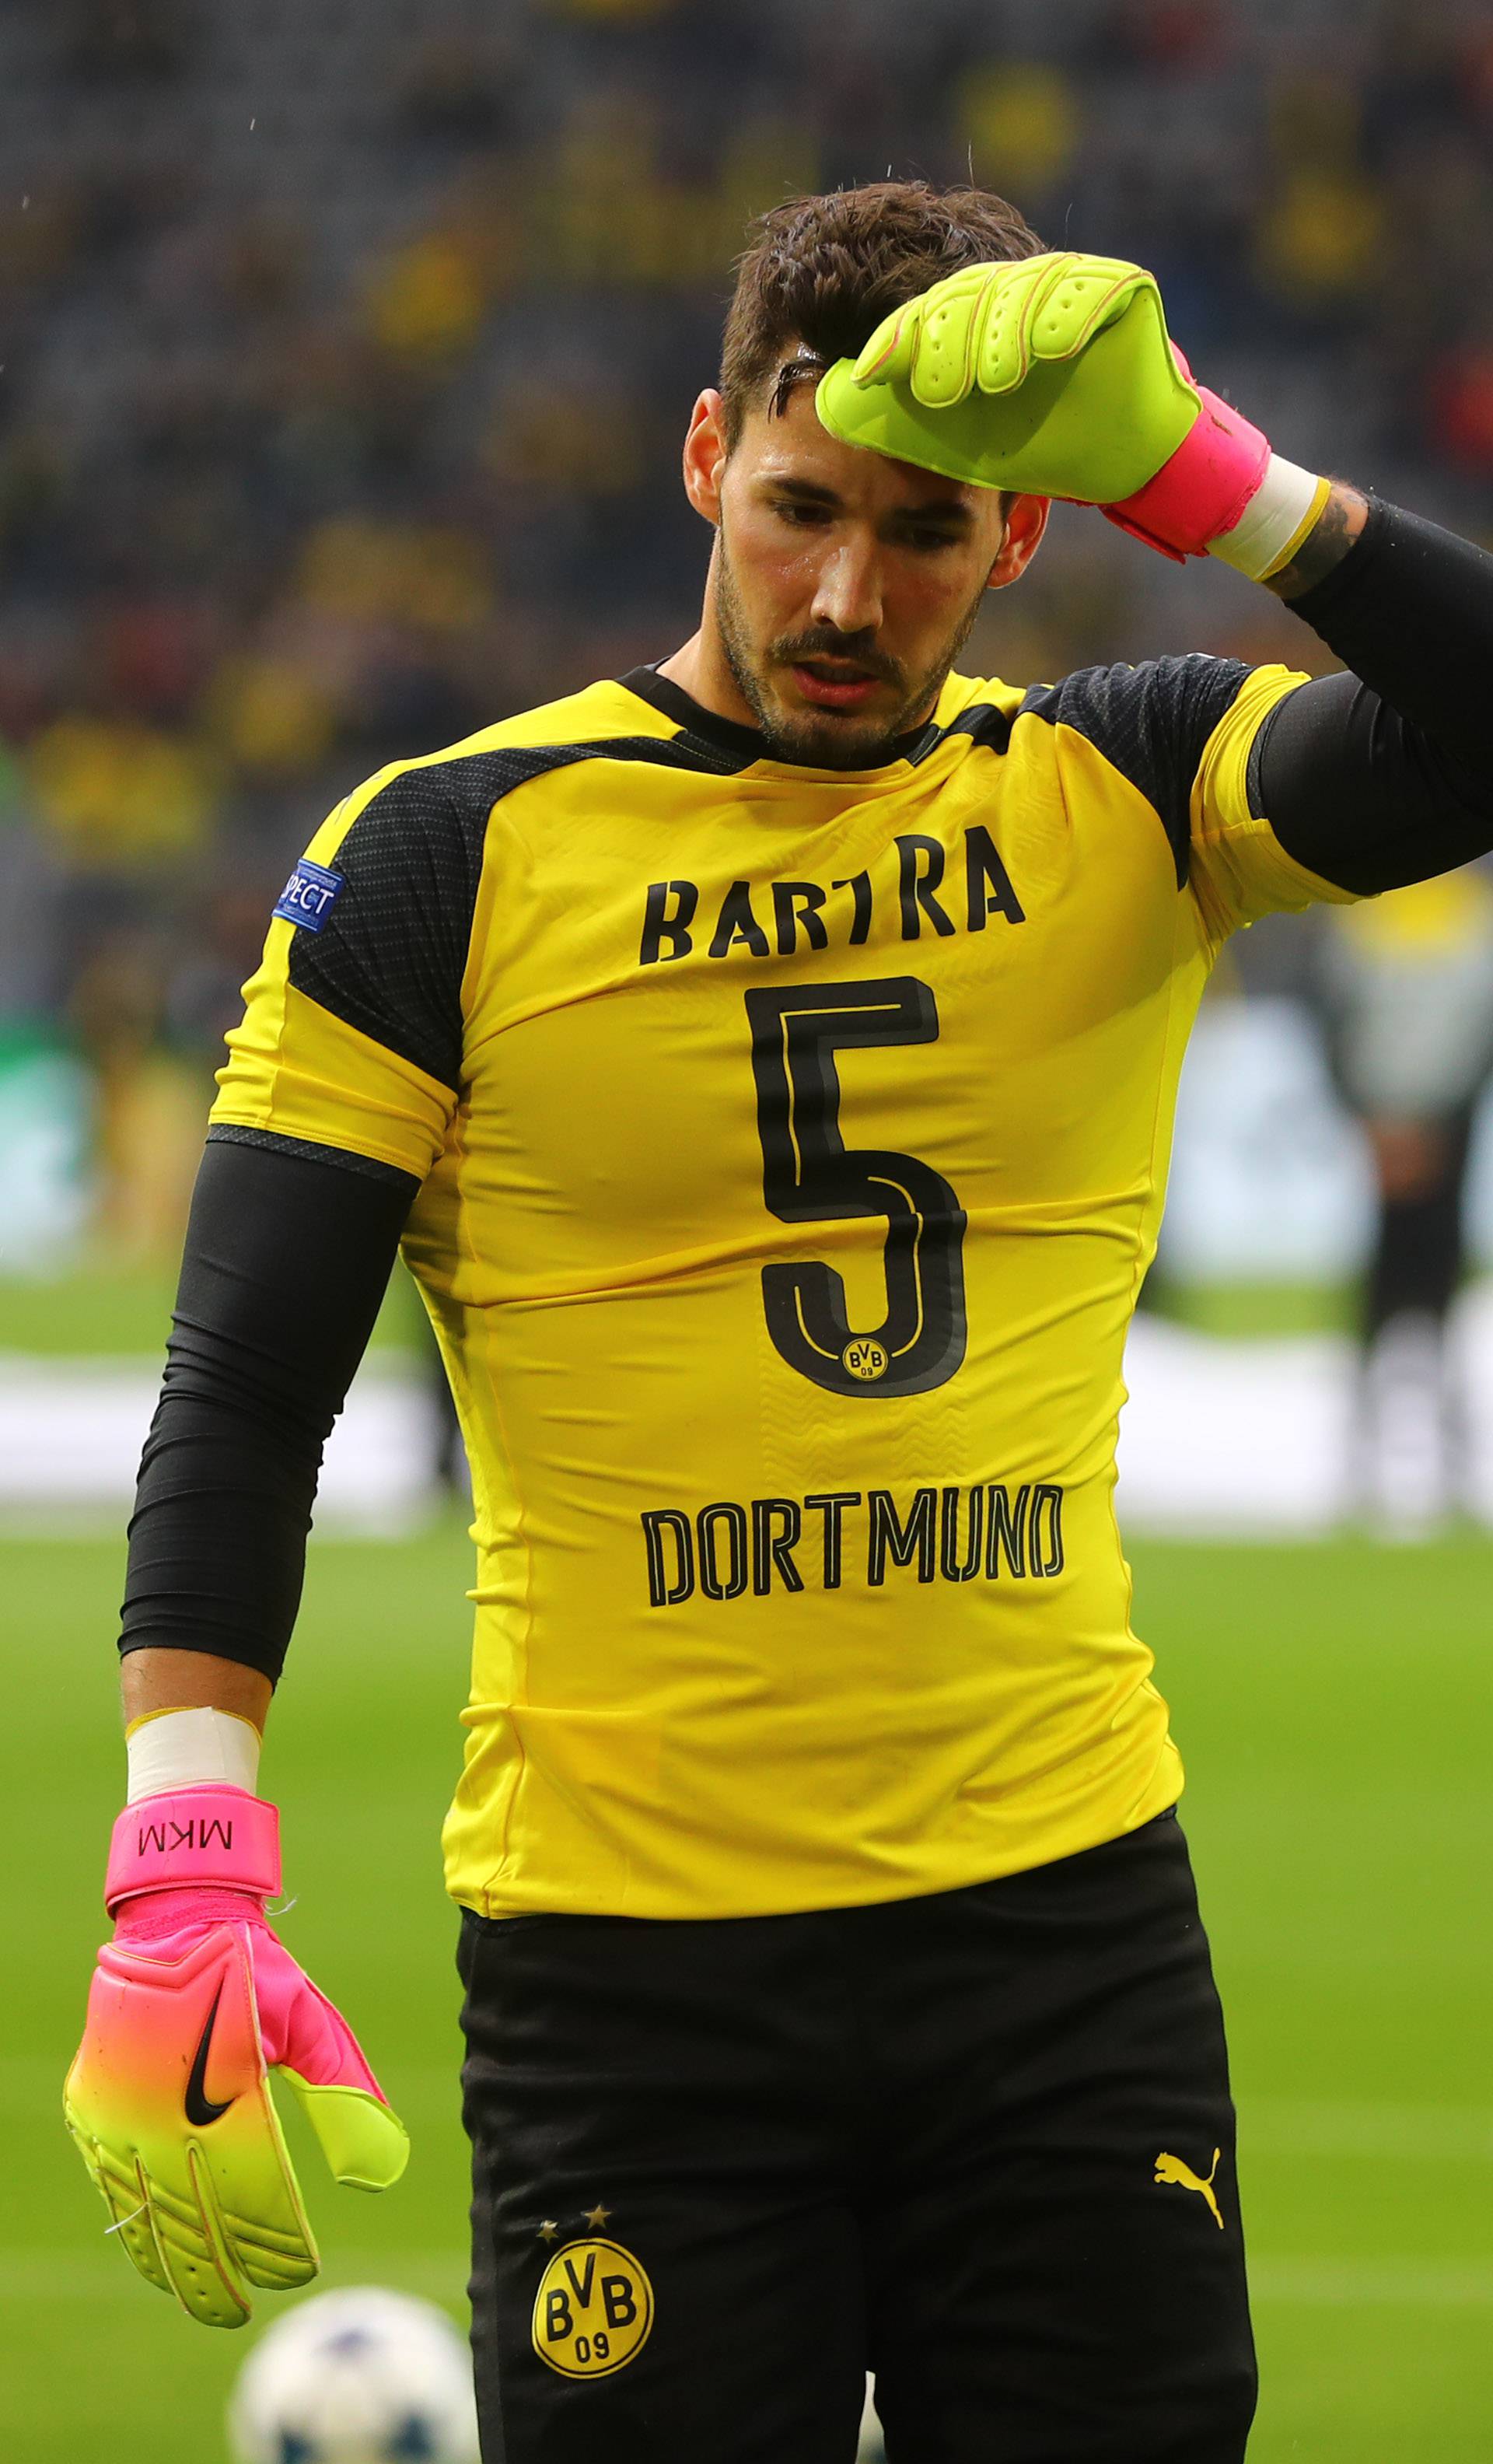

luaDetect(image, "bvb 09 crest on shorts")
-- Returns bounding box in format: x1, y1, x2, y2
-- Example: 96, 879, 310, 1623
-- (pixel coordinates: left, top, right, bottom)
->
532, 2238, 654, 2378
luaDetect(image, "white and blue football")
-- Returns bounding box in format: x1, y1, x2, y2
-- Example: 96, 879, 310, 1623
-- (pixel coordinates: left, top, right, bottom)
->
228, 2286, 480, 2464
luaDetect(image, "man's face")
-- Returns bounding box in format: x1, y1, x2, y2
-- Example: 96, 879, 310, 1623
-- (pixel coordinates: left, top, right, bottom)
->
683, 367, 1041, 767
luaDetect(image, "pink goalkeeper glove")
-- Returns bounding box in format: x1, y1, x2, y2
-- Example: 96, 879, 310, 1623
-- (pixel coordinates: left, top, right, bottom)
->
65, 1785, 408, 2329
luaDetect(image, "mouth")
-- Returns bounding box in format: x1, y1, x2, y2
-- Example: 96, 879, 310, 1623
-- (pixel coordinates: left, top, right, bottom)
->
788, 660, 885, 712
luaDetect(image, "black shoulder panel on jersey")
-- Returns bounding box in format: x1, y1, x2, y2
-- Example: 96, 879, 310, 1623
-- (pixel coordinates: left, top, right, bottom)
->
921, 702, 1019, 759
286, 730, 752, 1089
1017, 656, 1251, 888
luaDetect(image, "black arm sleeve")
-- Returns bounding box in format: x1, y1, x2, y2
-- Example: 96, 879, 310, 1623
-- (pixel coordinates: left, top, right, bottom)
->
118, 1136, 418, 1684
1256, 499, 1493, 895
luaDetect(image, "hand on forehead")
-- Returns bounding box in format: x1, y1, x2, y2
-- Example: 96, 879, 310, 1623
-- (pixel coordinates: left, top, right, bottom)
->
753, 355, 995, 530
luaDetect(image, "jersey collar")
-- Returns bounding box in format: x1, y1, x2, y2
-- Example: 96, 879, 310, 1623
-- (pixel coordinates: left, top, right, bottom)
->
617, 665, 943, 774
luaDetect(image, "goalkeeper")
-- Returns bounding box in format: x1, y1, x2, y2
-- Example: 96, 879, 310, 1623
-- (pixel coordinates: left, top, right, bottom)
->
68, 182, 1493, 2462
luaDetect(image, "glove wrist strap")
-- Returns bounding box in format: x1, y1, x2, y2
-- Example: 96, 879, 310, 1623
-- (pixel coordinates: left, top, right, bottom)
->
1104, 383, 1271, 562
105, 1785, 281, 1912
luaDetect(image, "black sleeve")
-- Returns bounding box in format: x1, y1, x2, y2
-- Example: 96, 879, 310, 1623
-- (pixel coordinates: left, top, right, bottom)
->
1255, 500, 1493, 896
118, 1135, 418, 1685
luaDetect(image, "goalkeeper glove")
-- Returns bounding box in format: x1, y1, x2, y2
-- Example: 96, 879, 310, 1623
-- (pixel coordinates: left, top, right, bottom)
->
65, 1783, 408, 2329
815, 251, 1327, 575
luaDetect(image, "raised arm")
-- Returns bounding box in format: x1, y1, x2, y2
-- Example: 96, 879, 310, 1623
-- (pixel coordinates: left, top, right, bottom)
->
1255, 492, 1493, 895
816, 251, 1493, 905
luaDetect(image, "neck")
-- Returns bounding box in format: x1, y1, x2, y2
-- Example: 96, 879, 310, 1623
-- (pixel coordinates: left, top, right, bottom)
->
656, 618, 758, 731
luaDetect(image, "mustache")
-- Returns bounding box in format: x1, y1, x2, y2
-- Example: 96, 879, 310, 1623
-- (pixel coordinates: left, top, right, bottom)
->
771, 630, 904, 689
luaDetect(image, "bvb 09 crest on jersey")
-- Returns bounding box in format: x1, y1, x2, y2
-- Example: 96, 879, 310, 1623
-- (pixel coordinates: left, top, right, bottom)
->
532, 2238, 654, 2378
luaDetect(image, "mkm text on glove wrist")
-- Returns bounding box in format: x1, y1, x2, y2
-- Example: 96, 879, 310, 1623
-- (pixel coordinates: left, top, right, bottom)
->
104, 1783, 280, 1910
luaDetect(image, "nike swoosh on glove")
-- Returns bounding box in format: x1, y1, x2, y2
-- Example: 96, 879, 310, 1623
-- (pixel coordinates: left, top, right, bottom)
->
65, 1787, 408, 2328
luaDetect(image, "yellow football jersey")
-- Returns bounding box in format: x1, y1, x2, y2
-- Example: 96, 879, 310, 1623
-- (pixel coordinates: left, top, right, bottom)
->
212, 658, 1348, 1919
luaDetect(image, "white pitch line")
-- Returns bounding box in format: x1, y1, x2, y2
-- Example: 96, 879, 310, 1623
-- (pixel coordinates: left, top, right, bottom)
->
1243, 2099, 1493, 2161
1252, 2259, 1493, 2308
18, 2063, 1493, 2159
5, 2248, 1493, 2311
2, 2056, 461, 2101
0, 2251, 468, 2301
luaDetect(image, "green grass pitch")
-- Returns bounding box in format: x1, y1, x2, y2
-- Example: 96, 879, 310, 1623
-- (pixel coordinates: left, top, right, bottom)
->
5, 1522, 1491, 2459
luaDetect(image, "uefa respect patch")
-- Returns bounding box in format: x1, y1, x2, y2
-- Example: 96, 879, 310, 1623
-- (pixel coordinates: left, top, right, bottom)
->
273, 857, 344, 932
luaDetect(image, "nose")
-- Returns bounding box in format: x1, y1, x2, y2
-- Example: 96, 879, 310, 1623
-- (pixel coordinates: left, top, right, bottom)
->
809, 537, 883, 641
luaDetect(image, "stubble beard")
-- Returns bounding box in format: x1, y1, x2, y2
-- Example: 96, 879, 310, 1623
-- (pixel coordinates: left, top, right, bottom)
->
712, 526, 990, 769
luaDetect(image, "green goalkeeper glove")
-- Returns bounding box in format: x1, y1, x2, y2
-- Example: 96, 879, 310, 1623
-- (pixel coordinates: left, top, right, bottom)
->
816, 250, 1302, 567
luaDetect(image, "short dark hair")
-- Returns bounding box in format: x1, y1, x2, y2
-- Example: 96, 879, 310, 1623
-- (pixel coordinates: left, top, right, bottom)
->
720, 180, 1045, 446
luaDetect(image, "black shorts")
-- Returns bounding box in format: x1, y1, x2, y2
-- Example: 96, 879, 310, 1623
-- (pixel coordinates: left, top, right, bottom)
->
457, 1811, 1255, 2463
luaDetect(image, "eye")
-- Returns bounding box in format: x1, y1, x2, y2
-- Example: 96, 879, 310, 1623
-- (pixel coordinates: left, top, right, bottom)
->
773, 499, 831, 527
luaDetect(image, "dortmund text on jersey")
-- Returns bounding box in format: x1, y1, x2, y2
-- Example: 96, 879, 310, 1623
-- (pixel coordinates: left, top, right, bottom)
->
212, 660, 1348, 1918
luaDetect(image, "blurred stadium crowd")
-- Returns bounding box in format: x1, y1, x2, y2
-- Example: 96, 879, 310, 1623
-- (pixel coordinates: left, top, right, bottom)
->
0, 0, 1491, 1258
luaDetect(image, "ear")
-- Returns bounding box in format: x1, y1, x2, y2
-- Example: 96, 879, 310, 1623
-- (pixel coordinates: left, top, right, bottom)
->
987, 492, 1051, 591
682, 389, 729, 527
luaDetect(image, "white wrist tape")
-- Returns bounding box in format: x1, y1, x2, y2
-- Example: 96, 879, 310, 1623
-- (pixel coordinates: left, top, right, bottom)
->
125, 1706, 262, 1804
1208, 455, 1330, 581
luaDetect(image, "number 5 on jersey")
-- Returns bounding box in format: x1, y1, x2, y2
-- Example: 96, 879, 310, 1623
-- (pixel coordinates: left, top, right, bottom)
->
745, 979, 967, 1400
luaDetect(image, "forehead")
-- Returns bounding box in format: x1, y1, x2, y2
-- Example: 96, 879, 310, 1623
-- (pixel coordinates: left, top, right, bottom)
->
736, 373, 991, 520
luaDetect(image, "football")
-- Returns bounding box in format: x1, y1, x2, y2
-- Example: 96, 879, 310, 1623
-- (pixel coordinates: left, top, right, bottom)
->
228, 2285, 481, 2464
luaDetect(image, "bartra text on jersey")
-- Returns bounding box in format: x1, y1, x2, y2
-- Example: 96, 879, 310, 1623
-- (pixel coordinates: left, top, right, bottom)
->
639, 826, 1023, 965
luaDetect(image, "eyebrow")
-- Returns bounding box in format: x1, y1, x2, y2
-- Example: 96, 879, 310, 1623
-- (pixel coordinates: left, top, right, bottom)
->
764, 474, 975, 529
768, 477, 844, 509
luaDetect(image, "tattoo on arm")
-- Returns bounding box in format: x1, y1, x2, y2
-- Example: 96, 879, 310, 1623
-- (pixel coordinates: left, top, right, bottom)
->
1264, 481, 1370, 602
